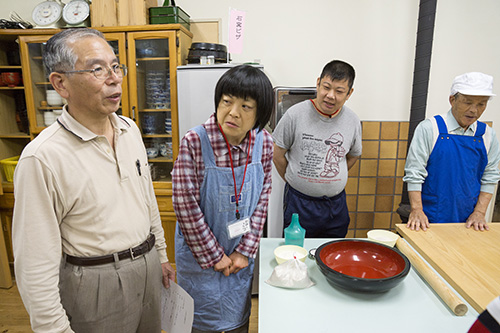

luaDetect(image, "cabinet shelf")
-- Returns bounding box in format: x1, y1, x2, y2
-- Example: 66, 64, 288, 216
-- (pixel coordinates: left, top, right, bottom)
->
0, 86, 24, 90
38, 106, 63, 110
143, 134, 172, 138
148, 156, 173, 162
153, 177, 172, 184
0, 66, 22, 69
137, 57, 170, 62
141, 108, 172, 112
0, 132, 31, 139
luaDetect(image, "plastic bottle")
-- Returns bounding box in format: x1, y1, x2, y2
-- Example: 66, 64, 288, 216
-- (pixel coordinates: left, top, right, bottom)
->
284, 213, 306, 247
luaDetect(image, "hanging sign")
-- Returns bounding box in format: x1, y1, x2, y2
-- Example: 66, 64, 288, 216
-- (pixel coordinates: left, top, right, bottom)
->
228, 8, 246, 54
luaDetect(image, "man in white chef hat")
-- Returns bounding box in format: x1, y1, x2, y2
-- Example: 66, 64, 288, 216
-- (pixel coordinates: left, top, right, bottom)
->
404, 72, 500, 231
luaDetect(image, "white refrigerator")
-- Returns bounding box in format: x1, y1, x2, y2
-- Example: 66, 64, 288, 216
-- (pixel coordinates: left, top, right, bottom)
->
177, 64, 263, 141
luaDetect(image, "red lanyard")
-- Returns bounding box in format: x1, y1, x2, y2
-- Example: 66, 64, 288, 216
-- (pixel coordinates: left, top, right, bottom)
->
218, 124, 252, 219
311, 99, 341, 118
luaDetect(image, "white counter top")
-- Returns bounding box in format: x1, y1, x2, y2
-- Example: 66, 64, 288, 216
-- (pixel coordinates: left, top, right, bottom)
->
258, 238, 478, 333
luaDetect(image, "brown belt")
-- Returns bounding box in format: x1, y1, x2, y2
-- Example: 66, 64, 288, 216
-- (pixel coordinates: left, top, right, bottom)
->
65, 233, 155, 266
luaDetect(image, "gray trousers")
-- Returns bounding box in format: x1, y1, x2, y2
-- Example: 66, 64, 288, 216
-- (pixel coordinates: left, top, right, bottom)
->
59, 249, 162, 333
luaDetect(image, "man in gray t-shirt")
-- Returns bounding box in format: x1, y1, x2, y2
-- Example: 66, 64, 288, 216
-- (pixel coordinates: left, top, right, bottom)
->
273, 60, 362, 238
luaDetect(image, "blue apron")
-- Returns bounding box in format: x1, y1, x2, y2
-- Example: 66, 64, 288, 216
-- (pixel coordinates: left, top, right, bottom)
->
421, 115, 488, 223
175, 125, 264, 331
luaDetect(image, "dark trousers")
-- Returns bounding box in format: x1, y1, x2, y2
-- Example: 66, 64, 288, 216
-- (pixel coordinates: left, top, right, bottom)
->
191, 320, 249, 333
283, 183, 350, 238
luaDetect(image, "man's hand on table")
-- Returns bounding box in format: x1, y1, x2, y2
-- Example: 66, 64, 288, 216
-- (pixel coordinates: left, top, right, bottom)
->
407, 208, 430, 231
466, 211, 490, 231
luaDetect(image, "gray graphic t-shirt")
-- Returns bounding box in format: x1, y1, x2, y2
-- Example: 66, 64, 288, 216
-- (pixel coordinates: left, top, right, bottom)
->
273, 100, 362, 197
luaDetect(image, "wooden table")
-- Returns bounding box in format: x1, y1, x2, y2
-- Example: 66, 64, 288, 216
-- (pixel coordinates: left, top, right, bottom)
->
396, 223, 500, 313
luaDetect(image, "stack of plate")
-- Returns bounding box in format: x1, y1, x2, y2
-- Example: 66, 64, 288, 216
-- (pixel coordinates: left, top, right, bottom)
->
145, 69, 170, 109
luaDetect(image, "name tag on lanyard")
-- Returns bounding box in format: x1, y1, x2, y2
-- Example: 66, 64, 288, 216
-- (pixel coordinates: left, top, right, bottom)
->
227, 217, 251, 239
230, 193, 243, 204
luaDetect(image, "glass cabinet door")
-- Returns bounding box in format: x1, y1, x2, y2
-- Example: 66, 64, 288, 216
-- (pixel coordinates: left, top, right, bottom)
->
19, 34, 128, 134
127, 31, 179, 183
19, 35, 53, 134
103, 33, 129, 118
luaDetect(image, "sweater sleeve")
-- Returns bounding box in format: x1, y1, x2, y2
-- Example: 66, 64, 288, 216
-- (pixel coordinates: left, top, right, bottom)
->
13, 156, 75, 333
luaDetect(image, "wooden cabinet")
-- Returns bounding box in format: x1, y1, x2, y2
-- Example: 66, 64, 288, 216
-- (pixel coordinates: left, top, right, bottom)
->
0, 25, 192, 282
0, 33, 34, 195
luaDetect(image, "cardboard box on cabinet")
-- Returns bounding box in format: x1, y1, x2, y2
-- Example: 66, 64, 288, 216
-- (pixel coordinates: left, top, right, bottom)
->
91, 0, 158, 27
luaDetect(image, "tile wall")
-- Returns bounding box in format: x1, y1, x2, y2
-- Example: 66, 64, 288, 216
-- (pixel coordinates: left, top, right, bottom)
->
346, 121, 409, 237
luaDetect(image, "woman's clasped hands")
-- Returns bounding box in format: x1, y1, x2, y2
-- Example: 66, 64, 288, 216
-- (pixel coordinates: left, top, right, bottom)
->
213, 252, 249, 276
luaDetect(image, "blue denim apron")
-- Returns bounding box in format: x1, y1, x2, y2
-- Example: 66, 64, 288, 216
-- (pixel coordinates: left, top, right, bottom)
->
175, 125, 264, 331
421, 115, 487, 223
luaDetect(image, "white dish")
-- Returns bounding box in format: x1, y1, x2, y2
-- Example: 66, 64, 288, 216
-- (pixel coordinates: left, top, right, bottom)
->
367, 229, 400, 247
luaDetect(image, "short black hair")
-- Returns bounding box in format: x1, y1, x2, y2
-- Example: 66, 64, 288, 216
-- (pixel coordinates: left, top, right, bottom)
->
214, 65, 274, 131
320, 60, 356, 90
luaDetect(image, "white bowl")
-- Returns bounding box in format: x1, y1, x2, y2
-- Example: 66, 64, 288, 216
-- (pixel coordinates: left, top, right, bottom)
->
274, 245, 308, 264
46, 90, 63, 106
367, 229, 400, 247
146, 147, 158, 159
43, 111, 56, 126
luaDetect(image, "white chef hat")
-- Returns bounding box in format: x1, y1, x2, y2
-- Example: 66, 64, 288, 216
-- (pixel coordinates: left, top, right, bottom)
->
450, 72, 496, 98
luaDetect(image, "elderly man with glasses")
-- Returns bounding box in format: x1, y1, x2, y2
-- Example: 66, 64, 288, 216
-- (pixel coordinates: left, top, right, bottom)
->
12, 28, 175, 333
404, 72, 500, 232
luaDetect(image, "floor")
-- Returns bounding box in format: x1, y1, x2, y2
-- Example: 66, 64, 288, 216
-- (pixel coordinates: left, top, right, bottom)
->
0, 280, 259, 332
0, 281, 30, 333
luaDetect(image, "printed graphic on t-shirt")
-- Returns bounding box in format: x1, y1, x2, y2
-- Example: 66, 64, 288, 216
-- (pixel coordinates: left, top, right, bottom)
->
298, 132, 345, 183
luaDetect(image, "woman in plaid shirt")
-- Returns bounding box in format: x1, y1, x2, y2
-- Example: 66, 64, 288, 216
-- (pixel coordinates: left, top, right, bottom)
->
172, 65, 274, 333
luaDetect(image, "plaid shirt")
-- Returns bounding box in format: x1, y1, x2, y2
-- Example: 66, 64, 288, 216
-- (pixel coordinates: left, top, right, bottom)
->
172, 114, 273, 269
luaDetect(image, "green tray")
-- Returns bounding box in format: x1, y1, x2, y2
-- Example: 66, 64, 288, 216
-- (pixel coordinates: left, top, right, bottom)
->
150, 15, 190, 30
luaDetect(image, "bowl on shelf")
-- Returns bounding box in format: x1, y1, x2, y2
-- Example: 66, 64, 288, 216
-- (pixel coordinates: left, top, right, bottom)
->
46, 90, 63, 106
146, 147, 159, 159
1, 72, 21, 87
44, 111, 56, 126
315, 239, 410, 292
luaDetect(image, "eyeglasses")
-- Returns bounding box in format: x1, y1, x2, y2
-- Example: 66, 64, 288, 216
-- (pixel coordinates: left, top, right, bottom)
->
58, 64, 127, 80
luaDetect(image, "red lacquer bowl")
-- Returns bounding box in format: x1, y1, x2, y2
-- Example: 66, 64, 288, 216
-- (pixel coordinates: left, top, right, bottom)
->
315, 239, 410, 292
1, 72, 21, 87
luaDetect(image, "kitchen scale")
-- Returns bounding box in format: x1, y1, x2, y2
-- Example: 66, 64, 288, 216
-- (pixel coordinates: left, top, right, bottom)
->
32, 0, 90, 28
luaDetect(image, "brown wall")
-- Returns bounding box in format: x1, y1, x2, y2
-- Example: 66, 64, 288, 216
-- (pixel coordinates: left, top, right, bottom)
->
346, 121, 409, 237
